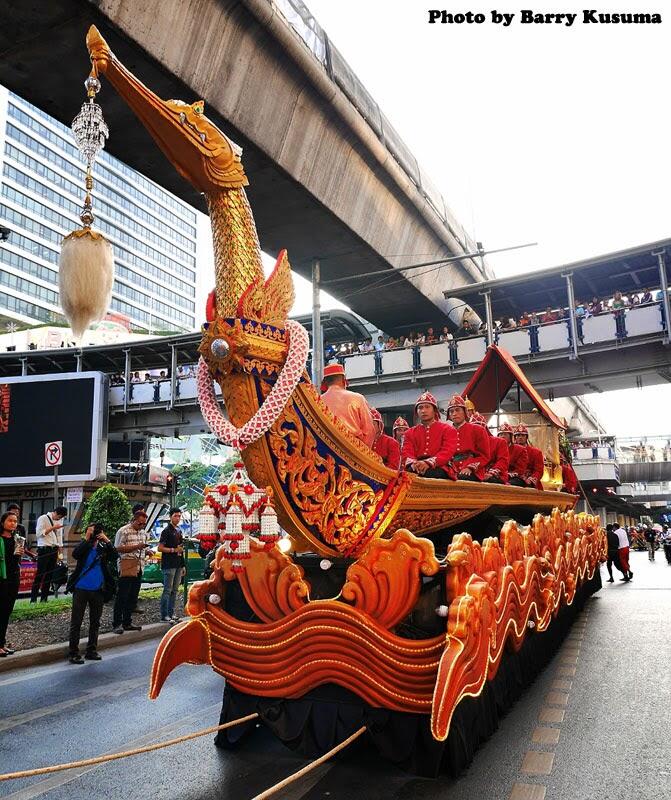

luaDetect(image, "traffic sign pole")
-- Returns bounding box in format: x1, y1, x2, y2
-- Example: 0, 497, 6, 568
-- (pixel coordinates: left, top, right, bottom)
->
54, 464, 59, 508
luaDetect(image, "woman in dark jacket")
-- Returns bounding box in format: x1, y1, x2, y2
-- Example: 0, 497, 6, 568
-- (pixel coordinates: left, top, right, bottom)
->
67, 522, 117, 664
0, 511, 24, 656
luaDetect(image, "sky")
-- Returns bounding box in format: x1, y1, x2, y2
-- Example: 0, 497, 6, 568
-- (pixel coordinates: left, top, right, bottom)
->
198, 1, 671, 437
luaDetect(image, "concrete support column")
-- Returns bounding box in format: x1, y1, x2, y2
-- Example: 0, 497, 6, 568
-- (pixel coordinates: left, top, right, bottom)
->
653, 248, 671, 343
75, 351, 83, 372
20, 357, 28, 376
311, 259, 323, 386
480, 289, 494, 347
563, 271, 580, 360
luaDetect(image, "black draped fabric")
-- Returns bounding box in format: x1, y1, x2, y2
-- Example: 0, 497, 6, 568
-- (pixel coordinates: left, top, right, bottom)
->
215, 570, 601, 777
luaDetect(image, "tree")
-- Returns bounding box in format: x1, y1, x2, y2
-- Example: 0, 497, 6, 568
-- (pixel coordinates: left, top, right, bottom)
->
172, 461, 212, 514
81, 484, 132, 538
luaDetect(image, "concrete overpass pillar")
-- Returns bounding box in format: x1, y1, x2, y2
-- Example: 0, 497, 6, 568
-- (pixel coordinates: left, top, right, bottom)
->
652, 249, 671, 344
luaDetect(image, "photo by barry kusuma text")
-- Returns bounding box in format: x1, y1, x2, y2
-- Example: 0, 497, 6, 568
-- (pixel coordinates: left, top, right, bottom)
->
427, 9, 663, 26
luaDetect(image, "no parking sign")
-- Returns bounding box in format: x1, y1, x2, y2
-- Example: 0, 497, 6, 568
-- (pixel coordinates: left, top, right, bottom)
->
44, 441, 63, 467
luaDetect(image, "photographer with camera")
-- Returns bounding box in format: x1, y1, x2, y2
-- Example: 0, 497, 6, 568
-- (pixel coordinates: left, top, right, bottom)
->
30, 505, 67, 603
66, 522, 117, 664
112, 510, 150, 634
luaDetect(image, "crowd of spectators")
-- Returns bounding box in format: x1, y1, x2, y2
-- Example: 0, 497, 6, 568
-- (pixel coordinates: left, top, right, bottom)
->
327, 287, 666, 359
109, 365, 197, 386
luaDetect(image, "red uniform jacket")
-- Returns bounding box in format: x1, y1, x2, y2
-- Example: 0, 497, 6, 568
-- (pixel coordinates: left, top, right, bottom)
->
562, 462, 579, 494
524, 446, 545, 488
374, 433, 401, 470
451, 422, 490, 480
402, 421, 458, 476
506, 441, 529, 478
484, 435, 509, 482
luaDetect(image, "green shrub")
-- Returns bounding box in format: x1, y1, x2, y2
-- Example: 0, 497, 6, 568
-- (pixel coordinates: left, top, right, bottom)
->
81, 484, 132, 540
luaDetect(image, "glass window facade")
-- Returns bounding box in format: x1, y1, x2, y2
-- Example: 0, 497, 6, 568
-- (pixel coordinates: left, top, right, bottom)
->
0, 92, 202, 333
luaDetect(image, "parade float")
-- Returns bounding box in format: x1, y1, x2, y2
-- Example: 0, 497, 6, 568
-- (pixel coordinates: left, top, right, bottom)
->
71, 27, 605, 776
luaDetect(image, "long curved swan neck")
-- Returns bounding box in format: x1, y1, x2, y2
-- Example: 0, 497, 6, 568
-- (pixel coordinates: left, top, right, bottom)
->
85, 25, 264, 312
208, 189, 264, 317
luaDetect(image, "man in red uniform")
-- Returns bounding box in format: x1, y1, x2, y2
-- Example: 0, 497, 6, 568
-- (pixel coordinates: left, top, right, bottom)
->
497, 422, 528, 487
402, 391, 457, 479
370, 408, 401, 469
560, 454, 580, 494
320, 364, 376, 447
446, 395, 490, 481
513, 424, 545, 489
393, 416, 409, 445
471, 412, 509, 484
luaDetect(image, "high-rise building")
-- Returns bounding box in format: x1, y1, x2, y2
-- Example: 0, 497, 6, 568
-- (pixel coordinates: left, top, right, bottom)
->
0, 86, 199, 334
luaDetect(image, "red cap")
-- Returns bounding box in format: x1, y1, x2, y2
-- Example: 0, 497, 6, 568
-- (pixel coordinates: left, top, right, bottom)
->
393, 416, 409, 431
415, 391, 439, 413
369, 407, 383, 428
498, 422, 515, 436
514, 423, 529, 437
321, 363, 348, 391
470, 412, 487, 427
447, 394, 467, 411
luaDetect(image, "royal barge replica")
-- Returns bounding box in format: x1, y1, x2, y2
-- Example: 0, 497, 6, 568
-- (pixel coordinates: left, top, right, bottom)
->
77, 28, 605, 775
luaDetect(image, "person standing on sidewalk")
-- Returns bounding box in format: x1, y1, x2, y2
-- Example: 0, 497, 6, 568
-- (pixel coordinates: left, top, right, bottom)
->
30, 506, 67, 603
67, 523, 117, 664
614, 523, 633, 582
0, 511, 24, 657
158, 508, 185, 623
112, 511, 149, 634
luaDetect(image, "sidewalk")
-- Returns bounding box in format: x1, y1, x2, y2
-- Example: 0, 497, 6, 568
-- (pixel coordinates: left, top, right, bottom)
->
0, 622, 169, 673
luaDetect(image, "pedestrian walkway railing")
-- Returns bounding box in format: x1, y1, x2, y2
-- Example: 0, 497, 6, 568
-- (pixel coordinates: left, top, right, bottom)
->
105, 302, 666, 410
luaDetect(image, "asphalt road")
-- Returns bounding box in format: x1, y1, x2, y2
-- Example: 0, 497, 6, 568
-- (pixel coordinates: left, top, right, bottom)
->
0, 550, 669, 800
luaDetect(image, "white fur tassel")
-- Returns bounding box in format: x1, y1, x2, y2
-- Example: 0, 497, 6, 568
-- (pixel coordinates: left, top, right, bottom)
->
59, 230, 114, 339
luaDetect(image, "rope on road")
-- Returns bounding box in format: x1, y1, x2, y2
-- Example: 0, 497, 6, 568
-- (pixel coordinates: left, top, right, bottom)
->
0, 712, 259, 782
251, 725, 368, 800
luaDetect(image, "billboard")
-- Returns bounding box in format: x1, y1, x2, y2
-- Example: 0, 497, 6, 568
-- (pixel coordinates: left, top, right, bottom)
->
0, 372, 108, 484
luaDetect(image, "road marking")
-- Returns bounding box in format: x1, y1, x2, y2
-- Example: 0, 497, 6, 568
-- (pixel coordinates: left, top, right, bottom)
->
551, 679, 572, 690
509, 783, 546, 799
2, 703, 221, 800
556, 666, 576, 677
532, 727, 560, 745
539, 707, 565, 724
0, 677, 147, 732
520, 751, 554, 776
545, 691, 569, 707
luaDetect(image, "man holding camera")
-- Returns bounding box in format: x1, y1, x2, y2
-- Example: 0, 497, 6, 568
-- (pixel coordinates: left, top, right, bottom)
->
30, 505, 67, 603
112, 510, 150, 634
67, 523, 117, 664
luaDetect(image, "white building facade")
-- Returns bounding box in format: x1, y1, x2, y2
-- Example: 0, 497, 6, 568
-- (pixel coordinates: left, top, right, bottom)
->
0, 87, 200, 334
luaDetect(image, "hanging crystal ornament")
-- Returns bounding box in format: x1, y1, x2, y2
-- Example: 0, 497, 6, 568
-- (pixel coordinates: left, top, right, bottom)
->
58, 68, 114, 340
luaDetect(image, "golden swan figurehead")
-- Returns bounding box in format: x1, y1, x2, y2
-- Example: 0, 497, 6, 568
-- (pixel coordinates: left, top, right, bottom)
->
86, 25, 247, 194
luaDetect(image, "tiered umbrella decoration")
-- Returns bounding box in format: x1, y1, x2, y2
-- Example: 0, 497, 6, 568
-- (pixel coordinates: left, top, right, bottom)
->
197, 462, 280, 572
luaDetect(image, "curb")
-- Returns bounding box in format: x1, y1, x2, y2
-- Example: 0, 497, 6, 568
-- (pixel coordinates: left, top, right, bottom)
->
0, 623, 168, 673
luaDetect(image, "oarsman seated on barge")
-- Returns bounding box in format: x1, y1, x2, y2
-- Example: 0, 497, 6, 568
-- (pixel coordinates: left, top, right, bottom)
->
392, 416, 409, 445
320, 363, 376, 448
445, 394, 490, 481
514, 424, 545, 489
471, 413, 509, 484
498, 422, 528, 486
402, 391, 457, 479
370, 407, 401, 470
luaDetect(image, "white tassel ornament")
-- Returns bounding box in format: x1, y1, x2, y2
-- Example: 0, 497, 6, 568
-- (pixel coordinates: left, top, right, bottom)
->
59, 230, 113, 339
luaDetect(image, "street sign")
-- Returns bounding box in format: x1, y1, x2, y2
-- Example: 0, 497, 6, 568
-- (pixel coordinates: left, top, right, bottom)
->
45, 441, 63, 467
66, 487, 83, 504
